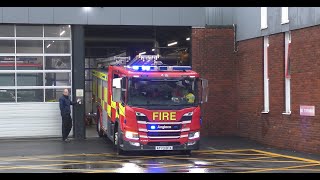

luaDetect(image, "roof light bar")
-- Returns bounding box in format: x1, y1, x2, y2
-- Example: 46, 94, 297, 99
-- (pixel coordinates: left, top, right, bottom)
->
132, 66, 140, 70
127, 66, 192, 72
172, 66, 192, 71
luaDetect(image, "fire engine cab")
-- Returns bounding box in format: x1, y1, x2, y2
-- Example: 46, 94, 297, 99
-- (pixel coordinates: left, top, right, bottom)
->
92, 55, 208, 155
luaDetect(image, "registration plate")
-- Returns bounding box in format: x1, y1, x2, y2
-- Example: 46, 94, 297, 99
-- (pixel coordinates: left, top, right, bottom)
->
155, 146, 173, 150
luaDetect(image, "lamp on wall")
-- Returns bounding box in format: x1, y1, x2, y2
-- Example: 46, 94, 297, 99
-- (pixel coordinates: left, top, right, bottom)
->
83, 7, 91, 12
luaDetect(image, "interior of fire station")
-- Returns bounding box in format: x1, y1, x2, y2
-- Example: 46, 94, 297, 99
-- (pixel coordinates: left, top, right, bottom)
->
83, 25, 192, 138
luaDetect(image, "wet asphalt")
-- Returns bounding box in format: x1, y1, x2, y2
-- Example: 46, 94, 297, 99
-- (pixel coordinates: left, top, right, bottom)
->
0, 136, 319, 173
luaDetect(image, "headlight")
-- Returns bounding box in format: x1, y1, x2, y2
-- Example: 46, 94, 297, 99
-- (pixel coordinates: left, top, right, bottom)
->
189, 131, 200, 139
183, 112, 193, 116
125, 131, 139, 140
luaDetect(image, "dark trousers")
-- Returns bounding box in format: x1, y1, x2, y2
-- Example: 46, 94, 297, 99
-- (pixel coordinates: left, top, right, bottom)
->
62, 113, 72, 140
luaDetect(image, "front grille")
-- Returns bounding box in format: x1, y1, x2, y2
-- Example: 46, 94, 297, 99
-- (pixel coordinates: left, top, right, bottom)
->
147, 142, 181, 146
147, 132, 180, 137
181, 116, 192, 121
147, 124, 181, 130
136, 114, 192, 122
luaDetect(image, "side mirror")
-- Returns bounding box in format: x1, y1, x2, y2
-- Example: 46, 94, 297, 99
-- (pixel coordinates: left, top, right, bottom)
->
112, 78, 122, 103
200, 78, 209, 104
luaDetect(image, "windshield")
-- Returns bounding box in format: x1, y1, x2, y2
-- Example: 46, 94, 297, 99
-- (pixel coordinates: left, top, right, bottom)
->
127, 77, 198, 107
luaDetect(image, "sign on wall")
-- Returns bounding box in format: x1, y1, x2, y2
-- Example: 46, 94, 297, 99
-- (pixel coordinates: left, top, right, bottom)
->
76, 89, 84, 97
300, 105, 315, 116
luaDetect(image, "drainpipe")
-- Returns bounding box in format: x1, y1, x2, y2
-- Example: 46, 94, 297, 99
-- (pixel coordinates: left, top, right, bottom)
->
233, 24, 238, 53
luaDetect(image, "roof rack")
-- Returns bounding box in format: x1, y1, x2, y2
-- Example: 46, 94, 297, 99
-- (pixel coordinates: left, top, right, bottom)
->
127, 54, 160, 66
125, 54, 192, 71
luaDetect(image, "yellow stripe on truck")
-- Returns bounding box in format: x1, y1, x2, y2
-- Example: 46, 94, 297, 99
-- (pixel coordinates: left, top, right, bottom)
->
104, 87, 108, 102
111, 96, 116, 109
98, 84, 102, 104
107, 104, 111, 117
119, 103, 125, 116
92, 70, 108, 81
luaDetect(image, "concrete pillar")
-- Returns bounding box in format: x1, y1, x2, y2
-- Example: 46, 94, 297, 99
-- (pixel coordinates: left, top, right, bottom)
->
72, 25, 85, 140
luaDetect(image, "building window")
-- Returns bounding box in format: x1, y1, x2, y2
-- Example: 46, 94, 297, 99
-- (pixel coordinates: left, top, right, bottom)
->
17, 89, 44, 102
16, 40, 43, 54
0, 73, 15, 86
262, 36, 269, 113
45, 88, 65, 102
0, 40, 15, 53
0, 25, 14, 37
0, 24, 72, 103
0, 89, 15, 102
261, 7, 268, 29
283, 31, 291, 115
281, 7, 289, 24
16, 25, 43, 37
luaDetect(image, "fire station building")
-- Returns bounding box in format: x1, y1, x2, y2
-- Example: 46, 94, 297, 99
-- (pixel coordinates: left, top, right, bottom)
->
0, 7, 319, 154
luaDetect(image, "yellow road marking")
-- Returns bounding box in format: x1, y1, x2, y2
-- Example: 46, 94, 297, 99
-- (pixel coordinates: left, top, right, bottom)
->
87, 170, 119, 173
225, 159, 310, 163
1, 166, 99, 173
251, 149, 320, 164
210, 156, 281, 163
194, 149, 254, 153
0, 153, 116, 161
158, 164, 194, 168
0, 149, 318, 173
200, 152, 268, 156
284, 168, 320, 172
165, 155, 272, 162
0, 161, 125, 170
242, 163, 320, 173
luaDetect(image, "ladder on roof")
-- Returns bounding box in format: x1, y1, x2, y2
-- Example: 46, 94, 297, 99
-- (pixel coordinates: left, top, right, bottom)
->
125, 54, 192, 71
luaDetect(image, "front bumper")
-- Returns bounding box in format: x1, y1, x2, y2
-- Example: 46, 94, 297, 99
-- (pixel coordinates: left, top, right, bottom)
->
121, 139, 200, 151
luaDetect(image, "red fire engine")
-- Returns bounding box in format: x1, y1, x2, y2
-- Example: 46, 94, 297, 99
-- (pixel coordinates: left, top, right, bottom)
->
92, 55, 208, 155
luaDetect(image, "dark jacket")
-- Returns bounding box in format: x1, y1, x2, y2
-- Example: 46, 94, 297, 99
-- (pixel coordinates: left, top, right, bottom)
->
59, 95, 75, 116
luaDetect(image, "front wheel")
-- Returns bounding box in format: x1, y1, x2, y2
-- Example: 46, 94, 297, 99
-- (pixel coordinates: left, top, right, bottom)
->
96, 110, 104, 137
114, 126, 125, 155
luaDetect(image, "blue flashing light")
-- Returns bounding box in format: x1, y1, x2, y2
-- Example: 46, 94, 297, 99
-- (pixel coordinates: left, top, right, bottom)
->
150, 125, 156, 130
142, 66, 150, 71
159, 66, 168, 71
172, 66, 192, 71
132, 66, 140, 70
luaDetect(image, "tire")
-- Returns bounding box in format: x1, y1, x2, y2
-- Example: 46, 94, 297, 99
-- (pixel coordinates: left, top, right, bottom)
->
96, 110, 104, 137
114, 125, 125, 155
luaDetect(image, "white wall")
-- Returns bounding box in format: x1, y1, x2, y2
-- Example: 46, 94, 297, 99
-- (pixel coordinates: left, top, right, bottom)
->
0, 103, 73, 138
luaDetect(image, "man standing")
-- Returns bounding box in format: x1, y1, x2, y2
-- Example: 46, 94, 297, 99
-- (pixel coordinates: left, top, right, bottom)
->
59, 89, 79, 142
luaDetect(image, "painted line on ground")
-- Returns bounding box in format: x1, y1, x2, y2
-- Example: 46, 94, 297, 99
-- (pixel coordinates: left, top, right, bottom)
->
242, 163, 320, 173
200, 152, 268, 156
251, 149, 320, 164
0, 152, 116, 161
0, 161, 125, 170
194, 149, 254, 153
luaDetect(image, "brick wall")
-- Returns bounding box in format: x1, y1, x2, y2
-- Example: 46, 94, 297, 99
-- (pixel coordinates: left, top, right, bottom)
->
192, 27, 237, 136
236, 26, 320, 154
193, 26, 320, 154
